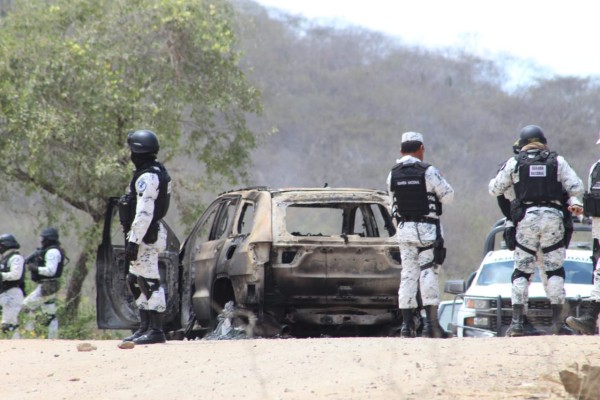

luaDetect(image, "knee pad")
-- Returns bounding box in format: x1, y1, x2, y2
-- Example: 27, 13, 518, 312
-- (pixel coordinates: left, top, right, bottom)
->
546, 267, 565, 280
127, 273, 141, 298
511, 269, 532, 283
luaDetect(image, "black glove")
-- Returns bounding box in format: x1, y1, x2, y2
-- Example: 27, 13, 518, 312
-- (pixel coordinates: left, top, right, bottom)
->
125, 242, 139, 262
27, 264, 39, 273
503, 226, 517, 251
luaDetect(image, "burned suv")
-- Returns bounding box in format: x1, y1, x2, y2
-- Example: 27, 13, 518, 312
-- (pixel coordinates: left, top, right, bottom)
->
97, 187, 402, 338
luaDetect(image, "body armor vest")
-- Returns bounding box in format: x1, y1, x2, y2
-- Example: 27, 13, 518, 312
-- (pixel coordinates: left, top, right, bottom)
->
0, 251, 25, 292
36, 245, 65, 281
584, 161, 600, 217
390, 161, 440, 218
513, 150, 563, 204
121, 161, 171, 243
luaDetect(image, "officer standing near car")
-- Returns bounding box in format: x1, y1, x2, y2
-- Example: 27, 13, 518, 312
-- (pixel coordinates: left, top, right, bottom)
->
566, 132, 600, 335
0, 234, 25, 339
489, 125, 584, 337
23, 227, 65, 338
119, 130, 171, 344
387, 131, 454, 338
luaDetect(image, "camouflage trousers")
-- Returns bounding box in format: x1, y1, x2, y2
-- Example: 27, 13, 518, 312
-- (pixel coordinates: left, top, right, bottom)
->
512, 208, 565, 305
0, 287, 24, 326
129, 223, 167, 312
397, 241, 440, 309
23, 284, 59, 338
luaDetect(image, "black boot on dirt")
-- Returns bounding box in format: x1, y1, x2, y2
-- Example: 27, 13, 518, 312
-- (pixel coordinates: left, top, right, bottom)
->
425, 305, 450, 338
133, 311, 166, 344
522, 315, 543, 336
550, 304, 574, 335
507, 304, 524, 337
566, 301, 600, 335
123, 310, 150, 342
399, 308, 415, 338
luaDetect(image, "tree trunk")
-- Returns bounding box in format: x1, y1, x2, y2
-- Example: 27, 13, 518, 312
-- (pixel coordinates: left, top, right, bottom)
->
63, 251, 89, 324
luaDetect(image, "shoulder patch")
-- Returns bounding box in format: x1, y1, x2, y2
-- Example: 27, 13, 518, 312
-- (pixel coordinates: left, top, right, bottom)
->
136, 179, 147, 193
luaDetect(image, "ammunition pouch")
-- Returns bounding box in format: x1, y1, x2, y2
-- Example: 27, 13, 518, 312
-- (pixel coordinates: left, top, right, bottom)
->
510, 200, 526, 224
433, 238, 446, 264
118, 194, 136, 234
563, 213, 574, 249
503, 226, 517, 251
583, 192, 600, 217
433, 219, 446, 264
40, 279, 60, 296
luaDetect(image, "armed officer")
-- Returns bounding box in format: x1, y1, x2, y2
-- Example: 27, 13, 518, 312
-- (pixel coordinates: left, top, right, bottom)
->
23, 227, 65, 338
120, 130, 171, 344
566, 132, 600, 334
387, 131, 454, 338
0, 234, 25, 338
489, 125, 584, 337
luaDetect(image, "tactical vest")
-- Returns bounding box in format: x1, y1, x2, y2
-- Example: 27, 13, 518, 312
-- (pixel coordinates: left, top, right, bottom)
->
584, 161, 600, 217
513, 150, 563, 204
0, 250, 25, 293
122, 161, 171, 243
390, 161, 441, 218
36, 245, 65, 281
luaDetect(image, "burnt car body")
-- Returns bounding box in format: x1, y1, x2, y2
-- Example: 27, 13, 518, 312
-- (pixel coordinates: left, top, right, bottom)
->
96, 187, 402, 337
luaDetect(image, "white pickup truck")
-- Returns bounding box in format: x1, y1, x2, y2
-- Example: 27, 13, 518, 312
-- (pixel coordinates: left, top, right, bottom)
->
444, 218, 594, 337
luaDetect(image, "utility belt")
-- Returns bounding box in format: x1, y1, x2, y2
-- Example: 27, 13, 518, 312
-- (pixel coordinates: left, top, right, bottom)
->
399, 215, 439, 224
510, 200, 562, 224
583, 192, 600, 217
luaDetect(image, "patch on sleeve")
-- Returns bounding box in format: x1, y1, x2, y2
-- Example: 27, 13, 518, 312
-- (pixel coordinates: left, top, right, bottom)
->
136, 179, 147, 193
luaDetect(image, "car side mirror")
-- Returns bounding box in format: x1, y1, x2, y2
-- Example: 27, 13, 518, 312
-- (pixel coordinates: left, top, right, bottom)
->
444, 279, 466, 295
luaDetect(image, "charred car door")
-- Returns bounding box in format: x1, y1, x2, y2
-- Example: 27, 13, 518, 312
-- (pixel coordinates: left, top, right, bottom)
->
96, 197, 181, 331
182, 195, 240, 327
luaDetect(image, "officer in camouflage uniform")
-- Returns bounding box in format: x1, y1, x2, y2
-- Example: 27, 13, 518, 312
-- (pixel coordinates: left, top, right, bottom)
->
120, 130, 171, 344
23, 227, 65, 338
0, 234, 25, 339
387, 132, 454, 338
566, 132, 600, 335
489, 125, 584, 337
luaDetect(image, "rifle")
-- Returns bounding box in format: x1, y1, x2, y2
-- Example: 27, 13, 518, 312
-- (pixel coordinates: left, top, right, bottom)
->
24, 248, 43, 282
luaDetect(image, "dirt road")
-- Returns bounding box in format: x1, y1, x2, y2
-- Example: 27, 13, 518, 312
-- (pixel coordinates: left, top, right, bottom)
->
1, 336, 598, 400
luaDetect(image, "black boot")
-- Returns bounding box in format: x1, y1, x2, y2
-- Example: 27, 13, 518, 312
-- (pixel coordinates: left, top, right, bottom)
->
507, 304, 524, 337
122, 310, 150, 342
425, 305, 450, 338
133, 311, 166, 344
551, 304, 574, 335
522, 315, 543, 336
566, 301, 600, 335
400, 308, 415, 338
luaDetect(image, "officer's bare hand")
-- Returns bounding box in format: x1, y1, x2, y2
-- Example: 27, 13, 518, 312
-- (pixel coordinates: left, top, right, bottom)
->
125, 242, 139, 262
568, 204, 584, 216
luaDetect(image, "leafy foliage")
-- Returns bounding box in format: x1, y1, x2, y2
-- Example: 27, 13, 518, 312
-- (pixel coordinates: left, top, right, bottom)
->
0, 0, 263, 320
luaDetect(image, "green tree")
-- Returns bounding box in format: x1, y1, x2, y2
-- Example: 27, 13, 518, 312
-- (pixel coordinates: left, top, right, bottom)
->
0, 0, 262, 323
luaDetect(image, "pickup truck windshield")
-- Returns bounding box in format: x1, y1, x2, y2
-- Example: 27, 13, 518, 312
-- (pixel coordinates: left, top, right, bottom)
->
477, 259, 593, 286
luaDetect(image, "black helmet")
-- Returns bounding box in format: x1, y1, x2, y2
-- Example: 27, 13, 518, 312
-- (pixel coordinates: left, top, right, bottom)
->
518, 125, 547, 147
127, 130, 160, 154
0, 234, 20, 250
40, 227, 59, 242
